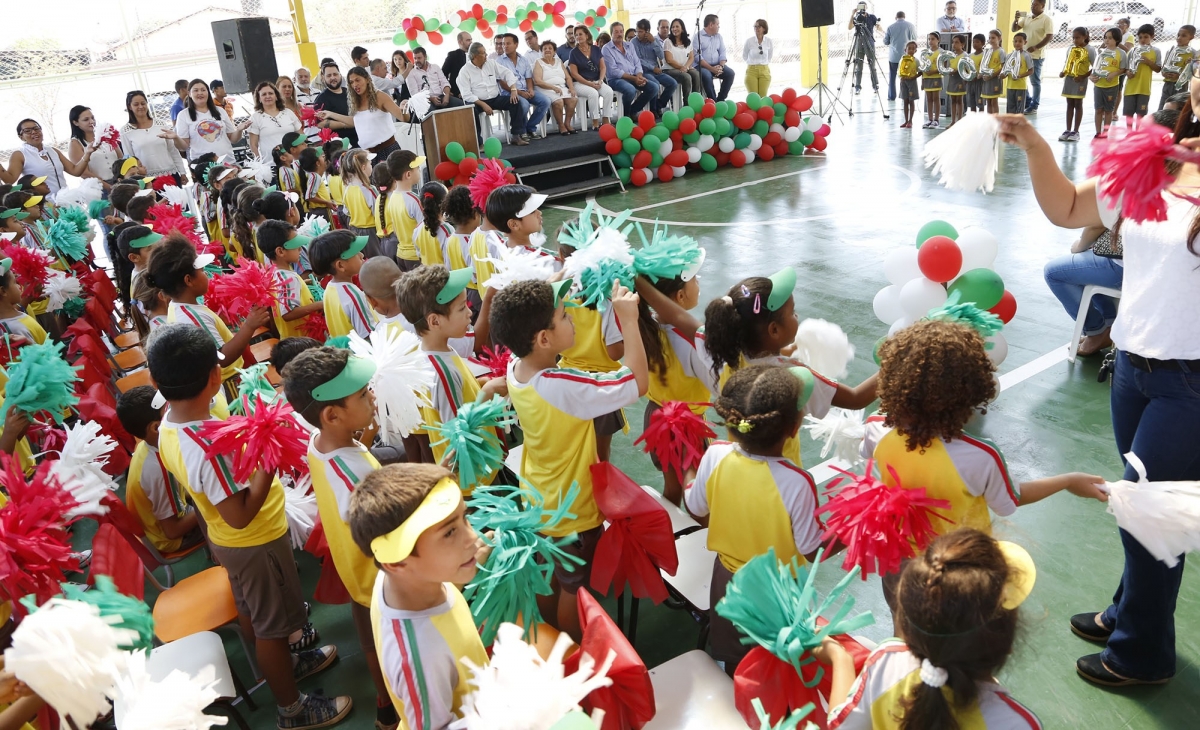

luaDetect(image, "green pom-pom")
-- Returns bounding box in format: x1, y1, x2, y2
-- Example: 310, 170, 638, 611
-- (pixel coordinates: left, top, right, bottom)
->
464, 482, 585, 645
1, 340, 80, 422
54, 296, 86, 319
38, 218, 88, 261
632, 221, 703, 283
558, 202, 638, 310
60, 576, 156, 653
87, 199, 109, 220
308, 275, 325, 302
230, 363, 279, 415
325, 335, 350, 349
716, 548, 874, 688
752, 698, 818, 730
925, 290, 1004, 340
55, 205, 90, 234
427, 396, 517, 490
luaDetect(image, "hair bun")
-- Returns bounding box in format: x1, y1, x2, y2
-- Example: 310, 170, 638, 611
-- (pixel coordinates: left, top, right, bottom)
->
251, 198, 267, 213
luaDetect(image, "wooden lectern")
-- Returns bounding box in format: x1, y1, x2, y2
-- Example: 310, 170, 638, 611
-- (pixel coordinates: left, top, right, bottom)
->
421, 106, 479, 170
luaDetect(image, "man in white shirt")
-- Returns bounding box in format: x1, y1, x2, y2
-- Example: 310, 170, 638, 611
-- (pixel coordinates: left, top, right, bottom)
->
370, 58, 405, 93
523, 30, 545, 68
457, 42, 530, 145
408, 47, 464, 109
657, 19, 671, 47
936, 1, 965, 32
295, 67, 316, 106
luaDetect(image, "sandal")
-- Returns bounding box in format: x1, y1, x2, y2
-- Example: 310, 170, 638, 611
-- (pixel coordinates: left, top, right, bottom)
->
1076, 653, 1170, 687
289, 622, 320, 652
1070, 612, 1112, 643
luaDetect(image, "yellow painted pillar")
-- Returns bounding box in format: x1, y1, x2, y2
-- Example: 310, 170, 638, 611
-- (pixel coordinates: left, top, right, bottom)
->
611, 0, 629, 34
796, 3, 829, 87
998, 0, 1032, 53
289, 0, 319, 74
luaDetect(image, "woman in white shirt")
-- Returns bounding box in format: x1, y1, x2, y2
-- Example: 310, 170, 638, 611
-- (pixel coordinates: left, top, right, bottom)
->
534, 41, 578, 135
742, 19, 774, 96
247, 80, 302, 162
121, 91, 189, 181
67, 105, 122, 187
665, 19, 703, 101
316, 66, 409, 158
999, 110, 1200, 688
276, 75, 304, 119
4, 118, 94, 195
172, 79, 247, 162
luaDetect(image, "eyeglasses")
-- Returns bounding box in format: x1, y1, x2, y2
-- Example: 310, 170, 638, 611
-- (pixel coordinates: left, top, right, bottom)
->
19, 125, 41, 135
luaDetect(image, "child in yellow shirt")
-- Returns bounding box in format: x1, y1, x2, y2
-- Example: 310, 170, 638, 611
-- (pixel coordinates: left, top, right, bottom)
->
1002, 33, 1034, 114
898, 41, 921, 128
1124, 23, 1162, 120
257, 221, 323, 339
385, 150, 425, 271
310, 230, 377, 338
921, 32, 944, 129
339, 149, 381, 258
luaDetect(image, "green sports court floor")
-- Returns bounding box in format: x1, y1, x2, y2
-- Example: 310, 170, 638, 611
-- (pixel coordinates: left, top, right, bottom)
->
132, 88, 1199, 729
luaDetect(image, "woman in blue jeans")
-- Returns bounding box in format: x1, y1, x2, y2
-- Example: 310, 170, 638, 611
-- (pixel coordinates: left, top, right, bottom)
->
1043, 231, 1123, 356
1001, 106, 1200, 687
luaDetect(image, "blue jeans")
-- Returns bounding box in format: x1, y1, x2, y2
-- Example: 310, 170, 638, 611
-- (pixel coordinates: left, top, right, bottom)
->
1042, 252, 1123, 336
610, 77, 658, 116
1100, 351, 1200, 680
648, 72, 678, 113
888, 61, 899, 100
517, 91, 551, 134
700, 66, 736, 101
1028, 57, 1045, 109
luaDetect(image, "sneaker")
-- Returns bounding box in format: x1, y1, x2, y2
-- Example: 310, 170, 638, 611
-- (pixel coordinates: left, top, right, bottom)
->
1024, 106, 1038, 115
294, 645, 339, 682
855, 87, 861, 95
921, 120, 932, 128
1058, 131, 1070, 141
521, 133, 534, 142
289, 623, 320, 653
1069, 131, 1081, 142
277, 692, 354, 730
929, 120, 940, 129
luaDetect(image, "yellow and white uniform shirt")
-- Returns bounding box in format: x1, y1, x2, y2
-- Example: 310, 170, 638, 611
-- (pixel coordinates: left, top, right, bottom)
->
167, 301, 244, 381
468, 229, 506, 289
1126, 46, 1159, 96
343, 182, 378, 230
0, 313, 47, 345
443, 232, 474, 279
307, 437, 380, 605
1094, 48, 1128, 88
1005, 50, 1033, 90
324, 281, 378, 339
272, 266, 315, 339
126, 441, 191, 553
648, 324, 714, 413
418, 346, 489, 474
414, 222, 453, 267
387, 189, 423, 264
560, 304, 623, 374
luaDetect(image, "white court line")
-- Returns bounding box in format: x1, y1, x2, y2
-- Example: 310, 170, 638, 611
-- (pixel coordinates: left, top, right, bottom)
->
628, 165, 827, 213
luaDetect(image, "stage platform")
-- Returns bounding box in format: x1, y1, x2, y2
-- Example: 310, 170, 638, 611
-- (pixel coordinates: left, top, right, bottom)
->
498, 129, 624, 201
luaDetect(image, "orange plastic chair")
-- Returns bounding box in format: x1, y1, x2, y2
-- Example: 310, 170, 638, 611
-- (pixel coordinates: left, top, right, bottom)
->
112, 346, 148, 374
117, 369, 154, 393
151, 567, 240, 642
114, 331, 141, 349
248, 338, 279, 367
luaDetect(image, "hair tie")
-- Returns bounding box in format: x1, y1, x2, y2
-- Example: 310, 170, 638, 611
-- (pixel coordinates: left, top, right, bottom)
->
920, 659, 949, 688
735, 419, 753, 433
721, 295, 733, 305
752, 293, 762, 314
424, 192, 435, 199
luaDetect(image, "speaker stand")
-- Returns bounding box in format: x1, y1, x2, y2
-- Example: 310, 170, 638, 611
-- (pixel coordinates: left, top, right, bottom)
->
807, 28, 849, 125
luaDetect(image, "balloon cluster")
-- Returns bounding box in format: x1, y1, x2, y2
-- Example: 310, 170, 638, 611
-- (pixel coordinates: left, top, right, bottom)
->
872, 220, 1017, 365
395, 16, 455, 48
434, 138, 516, 187
451, 2, 572, 41
601, 90, 827, 187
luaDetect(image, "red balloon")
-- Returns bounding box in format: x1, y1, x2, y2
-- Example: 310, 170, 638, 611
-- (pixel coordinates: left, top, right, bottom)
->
756, 106, 775, 122
553, 15, 565, 27
544, 2, 554, 12
405, 27, 419, 41
817, 124, 831, 137
679, 118, 697, 135
453, 174, 470, 186
457, 10, 470, 20
810, 135, 828, 151
733, 112, 755, 130
757, 144, 775, 162
458, 158, 479, 177
665, 150, 689, 167
584, 15, 594, 25
730, 150, 746, 168
793, 95, 814, 112
596, 5, 608, 16
497, 3, 508, 12
782, 88, 798, 103
529, 10, 539, 21
774, 141, 790, 156
472, 3, 484, 17
917, 236, 964, 283
599, 123, 617, 141
713, 150, 730, 166
637, 110, 655, 130
630, 126, 645, 140
428, 31, 443, 45
763, 131, 782, 146
497, 13, 508, 24
670, 130, 683, 146
435, 161, 459, 180
402, 18, 412, 30
480, 25, 493, 38
412, 17, 425, 30
989, 290, 1018, 324
736, 101, 749, 114
554, 0, 566, 12
632, 150, 652, 169
702, 101, 717, 119
605, 138, 622, 155
784, 110, 801, 128
658, 164, 674, 182
519, 18, 531, 31
769, 94, 782, 104
631, 168, 649, 186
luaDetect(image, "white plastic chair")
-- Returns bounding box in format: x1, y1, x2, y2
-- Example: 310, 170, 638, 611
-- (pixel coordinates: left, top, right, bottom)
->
661, 528, 717, 648
1068, 285, 1122, 363
639, 484, 700, 536
503, 443, 523, 478
642, 650, 743, 729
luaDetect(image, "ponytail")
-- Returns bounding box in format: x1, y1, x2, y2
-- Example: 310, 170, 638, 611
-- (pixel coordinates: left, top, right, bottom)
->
232, 184, 265, 257
637, 275, 688, 379
702, 276, 785, 380
419, 181, 448, 237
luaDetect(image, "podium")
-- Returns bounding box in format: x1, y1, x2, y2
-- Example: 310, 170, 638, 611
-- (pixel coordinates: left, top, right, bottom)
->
422, 106, 479, 171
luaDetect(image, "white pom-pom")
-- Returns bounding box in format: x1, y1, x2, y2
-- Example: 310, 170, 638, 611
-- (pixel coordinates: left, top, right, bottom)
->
409, 89, 432, 120
4, 598, 132, 725
922, 112, 1001, 194
297, 214, 331, 238
451, 622, 614, 730
115, 651, 228, 730
483, 247, 559, 290
160, 185, 190, 208
44, 270, 83, 312
238, 156, 274, 186
792, 318, 855, 380
52, 178, 103, 208
562, 227, 633, 278
347, 327, 436, 445
283, 474, 318, 550
802, 408, 866, 465
47, 420, 119, 518
1105, 452, 1200, 567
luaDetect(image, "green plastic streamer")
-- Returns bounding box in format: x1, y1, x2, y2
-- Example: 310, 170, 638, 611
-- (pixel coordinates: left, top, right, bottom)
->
86, 199, 109, 220
1, 340, 80, 422
230, 363, 279, 415
37, 218, 88, 261
631, 221, 702, 283
752, 698, 818, 730
20, 576, 156, 653
427, 396, 517, 490
925, 289, 1003, 341
55, 205, 91, 234
307, 275, 325, 302
56, 296, 86, 319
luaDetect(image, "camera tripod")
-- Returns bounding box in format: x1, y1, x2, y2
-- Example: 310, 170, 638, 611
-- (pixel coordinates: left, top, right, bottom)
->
806, 29, 849, 124
835, 22, 889, 118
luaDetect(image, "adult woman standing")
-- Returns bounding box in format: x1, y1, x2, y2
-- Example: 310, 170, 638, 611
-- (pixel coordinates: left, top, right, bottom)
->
665, 19, 703, 101
534, 41, 578, 134
4, 119, 95, 195
742, 19, 774, 96
568, 26, 616, 129
172, 79, 246, 162
247, 81, 301, 161
316, 67, 408, 158
276, 76, 304, 118
120, 91, 190, 181
67, 106, 122, 188
1001, 109, 1200, 687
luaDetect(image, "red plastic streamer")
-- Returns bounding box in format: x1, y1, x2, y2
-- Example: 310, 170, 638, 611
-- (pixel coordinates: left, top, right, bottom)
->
589, 462, 678, 603
468, 159, 516, 211
298, 311, 329, 342
197, 396, 310, 483
632, 401, 715, 483
0, 242, 54, 299
1086, 121, 1200, 223
0, 455, 80, 608
470, 344, 512, 380
204, 258, 280, 323
147, 202, 203, 247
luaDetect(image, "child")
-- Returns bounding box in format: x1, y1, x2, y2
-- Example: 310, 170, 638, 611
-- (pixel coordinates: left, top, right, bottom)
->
490, 278, 647, 640
1160, 25, 1196, 110
298, 148, 334, 220
117, 225, 161, 299
340, 149, 381, 258
897, 42, 919, 128
821, 529, 1041, 729
1002, 33, 1034, 115
484, 185, 557, 264
967, 33, 986, 112
921, 32, 944, 129
282, 347, 399, 730
130, 276, 169, 341
414, 182, 451, 267
283, 131, 309, 158
1124, 23, 1162, 121
310, 230, 377, 338
148, 233, 271, 383
685, 365, 824, 670
384, 150, 424, 271
701, 268, 878, 466
0, 258, 46, 345
371, 162, 397, 261
325, 146, 347, 225
258, 190, 303, 227
442, 186, 482, 315
257, 220, 323, 339
270, 336, 322, 378
232, 183, 267, 262
116, 385, 203, 554
112, 156, 147, 180
273, 146, 300, 200
945, 35, 968, 125
1091, 28, 1128, 138
980, 29, 1006, 114
347, 463, 488, 730
147, 323, 351, 729
1060, 27, 1096, 142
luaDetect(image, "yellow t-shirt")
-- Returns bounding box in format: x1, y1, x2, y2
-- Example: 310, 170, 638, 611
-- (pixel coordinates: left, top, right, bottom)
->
1006, 50, 1032, 90
559, 304, 623, 374
414, 223, 450, 267
307, 437, 380, 606
272, 267, 315, 340
0, 314, 46, 345
445, 232, 473, 282
126, 441, 189, 553
469, 229, 501, 289
922, 49, 944, 80
343, 183, 377, 229
1094, 48, 1126, 89
1126, 46, 1159, 96
1163, 46, 1196, 83
324, 281, 378, 339
647, 325, 711, 413
387, 189, 423, 262
970, 50, 985, 77
167, 301, 244, 381
898, 55, 918, 79
328, 174, 345, 206
418, 348, 495, 487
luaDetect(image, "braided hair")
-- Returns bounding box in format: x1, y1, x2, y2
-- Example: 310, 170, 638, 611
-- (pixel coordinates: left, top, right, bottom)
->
703, 276, 793, 380
419, 181, 449, 237
712, 365, 800, 453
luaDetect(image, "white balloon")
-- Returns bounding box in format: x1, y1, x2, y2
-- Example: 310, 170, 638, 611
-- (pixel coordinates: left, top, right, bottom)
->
804, 115, 823, 132
883, 247, 923, 286
747, 134, 763, 151
769, 123, 786, 137
888, 316, 914, 337
718, 137, 735, 153
658, 138, 674, 157
784, 126, 801, 142
872, 285, 905, 324
696, 134, 715, 151
672, 165, 687, 177
986, 333, 1008, 365
686, 147, 702, 163
899, 278, 947, 320
957, 228, 999, 271
742, 148, 756, 164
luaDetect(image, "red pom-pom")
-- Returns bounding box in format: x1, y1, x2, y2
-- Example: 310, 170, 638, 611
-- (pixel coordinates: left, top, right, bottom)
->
298, 311, 329, 341
0, 455, 80, 607
147, 202, 203, 247
0, 243, 54, 300
205, 258, 279, 323
469, 344, 512, 380
468, 159, 512, 211
633, 401, 715, 483
1086, 122, 1198, 224
197, 397, 310, 483
817, 460, 952, 578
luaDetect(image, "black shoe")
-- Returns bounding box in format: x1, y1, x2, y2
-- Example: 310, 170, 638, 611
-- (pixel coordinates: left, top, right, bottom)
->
294, 645, 339, 682
1076, 653, 1170, 687
1070, 612, 1113, 643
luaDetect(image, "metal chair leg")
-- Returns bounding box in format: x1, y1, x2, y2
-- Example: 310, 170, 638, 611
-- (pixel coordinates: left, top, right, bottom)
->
213, 700, 251, 730
627, 597, 640, 648
228, 664, 257, 711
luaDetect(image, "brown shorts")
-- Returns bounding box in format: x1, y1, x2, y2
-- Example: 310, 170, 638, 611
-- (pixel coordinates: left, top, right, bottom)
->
553, 525, 604, 594
593, 409, 626, 438
209, 534, 308, 640
708, 556, 752, 666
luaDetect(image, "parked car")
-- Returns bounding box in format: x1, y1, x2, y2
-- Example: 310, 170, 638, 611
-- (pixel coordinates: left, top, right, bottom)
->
1070, 1, 1173, 39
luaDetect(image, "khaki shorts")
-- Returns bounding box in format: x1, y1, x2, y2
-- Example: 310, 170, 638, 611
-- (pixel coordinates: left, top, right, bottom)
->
209, 534, 308, 640
553, 525, 603, 594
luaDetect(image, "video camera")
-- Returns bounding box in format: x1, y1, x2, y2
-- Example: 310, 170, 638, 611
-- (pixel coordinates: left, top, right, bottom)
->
851, 2, 871, 27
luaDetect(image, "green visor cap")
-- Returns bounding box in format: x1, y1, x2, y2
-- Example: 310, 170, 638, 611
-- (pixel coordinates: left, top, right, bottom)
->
550, 278, 579, 308
129, 232, 164, 249
312, 355, 377, 401
788, 366, 815, 411
0, 209, 29, 220
0, 258, 12, 277
285, 233, 312, 250
341, 235, 369, 259
288, 135, 312, 148
767, 266, 796, 312
436, 267, 474, 304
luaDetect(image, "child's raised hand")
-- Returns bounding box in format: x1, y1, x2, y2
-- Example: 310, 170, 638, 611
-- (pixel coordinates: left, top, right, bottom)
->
3, 406, 30, 440
244, 306, 272, 330
812, 636, 851, 666
1064, 472, 1109, 502
610, 280, 640, 323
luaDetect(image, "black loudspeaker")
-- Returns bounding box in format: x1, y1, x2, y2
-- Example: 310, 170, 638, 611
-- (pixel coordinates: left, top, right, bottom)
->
211, 18, 279, 95
801, 0, 836, 28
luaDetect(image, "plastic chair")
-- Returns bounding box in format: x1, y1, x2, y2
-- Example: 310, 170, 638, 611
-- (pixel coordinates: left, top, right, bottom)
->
112, 631, 255, 730
639, 485, 700, 537
111, 345, 147, 376
1068, 285, 1122, 363
113, 330, 141, 350
117, 369, 154, 393
248, 338, 279, 366
661, 529, 717, 649
151, 567, 260, 680
97, 491, 206, 590
642, 651, 743, 730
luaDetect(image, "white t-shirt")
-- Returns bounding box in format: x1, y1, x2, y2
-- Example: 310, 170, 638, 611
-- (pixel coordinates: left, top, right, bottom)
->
174, 108, 235, 161
121, 122, 189, 177
247, 108, 301, 161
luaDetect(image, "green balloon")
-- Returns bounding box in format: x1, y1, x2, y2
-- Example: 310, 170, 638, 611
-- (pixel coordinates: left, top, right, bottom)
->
465, 152, 478, 159
617, 167, 632, 185
613, 151, 632, 168
948, 268, 1005, 309
773, 102, 787, 117
662, 111, 680, 130
642, 134, 662, 153
650, 152, 664, 168
649, 125, 669, 141
799, 130, 815, 146
516, 8, 527, 19
788, 140, 806, 155
725, 102, 738, 119
746, 92, 762, 110
445, 141, 465, 164
700, 153, 718, 172
752, 120, 769, 136
622, 137, 641, 155
461, 18, 477, 31
714, 118, 732, 137
393, 32, 406, 45
483, 137, 502, 159
595, 17, 606, 28
440, 22, 454, 33
698, 118, 716, 136
575, 11, 586, 21
873, 336, 887, 365
678, 106, 696, 120
683, 131, 700, 144
688, 92, 705, 112
915, 220, 959, 247
484, 9, 497, 21
734, 132, 751, 150
615, 116, 634, 139
713, 101, 728, 118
